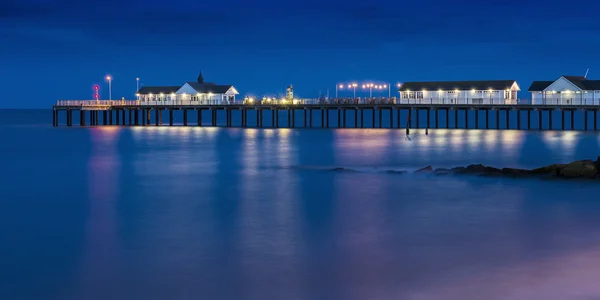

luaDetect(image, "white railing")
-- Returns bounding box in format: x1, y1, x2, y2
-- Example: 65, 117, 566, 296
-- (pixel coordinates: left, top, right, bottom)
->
56, 100, 139, 106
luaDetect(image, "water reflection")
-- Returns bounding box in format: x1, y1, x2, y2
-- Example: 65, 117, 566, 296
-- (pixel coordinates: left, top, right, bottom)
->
76, 128, 121, 299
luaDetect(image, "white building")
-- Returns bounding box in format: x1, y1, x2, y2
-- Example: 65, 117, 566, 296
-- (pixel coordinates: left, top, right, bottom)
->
399, 80, 520, 104
136, 72, 238, 105
529, 75, 600, 105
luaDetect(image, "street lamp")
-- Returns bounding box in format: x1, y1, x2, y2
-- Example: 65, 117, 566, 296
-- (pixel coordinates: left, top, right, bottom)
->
352, 83, 357, 98
136, 77, 140, 94
106, 75, 112, 100
336, 84, 343, 98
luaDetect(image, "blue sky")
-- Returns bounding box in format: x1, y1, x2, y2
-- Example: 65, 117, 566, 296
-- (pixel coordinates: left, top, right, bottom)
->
1, 0, 599, 107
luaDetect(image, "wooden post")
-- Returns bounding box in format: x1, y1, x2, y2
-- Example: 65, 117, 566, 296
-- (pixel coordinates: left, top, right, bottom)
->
485, 109, 489, 129
80, 110, 85, 126
517, 110, 521, 129
198, 109, 202, 126
571, 110, 574, 130
416, 109, 420, 129
304, 109, 307, 127
455, 109, 458, 128
52, 109, 56, 126
321, 109, 324, 128
337, 109, 341, 128
122, 110, 126, 125
505, 110, 509, 129
465, 109, 468, 129
326, 109, 329, 128
355, 109, 358, 128
539, 110, 542, 130
372, 109, 375, 128
378, 108, 382, 128
361, 109, 364, 128
496, 110, 500, 129
184, 109, 189, 126
169, 109, 174, 126
549, 109, 553, 130
527, 110, 531, 130
155, 109, 160, 126
475, 109, 478, 129
115, 109, 120, 125
426, 108, 430, 129
435, 109, 439, 128
561, 110, 565, 130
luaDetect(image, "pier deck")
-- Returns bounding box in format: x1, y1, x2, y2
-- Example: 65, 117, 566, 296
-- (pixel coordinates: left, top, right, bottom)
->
52, 100, 600, 131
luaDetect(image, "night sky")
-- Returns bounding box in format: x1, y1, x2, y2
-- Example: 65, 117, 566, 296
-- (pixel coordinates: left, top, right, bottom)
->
1, 0, 599, 108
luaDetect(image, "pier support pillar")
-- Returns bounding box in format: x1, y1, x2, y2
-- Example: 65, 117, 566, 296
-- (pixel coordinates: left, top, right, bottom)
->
155, 109, 160, 126
465, 109, 468, 129
496, 110, 500, 129
505, 110, 509, 129
549, 110, 553, 130
103, 111, 107, 125
52, 109, 57, 126
115, 110, 120, 125
355, 109, 358, 128
361, 109, 364, 128
517, 110, 521, 129
595, 110, 598, 131
416, 109, 420, 129
122, 110, 126, 125
571, 110, 575, 130
345, 109, 348, 128
287, 109, 291, 128
135, 110, 139, 125
389, 108, 392, 128
128, 110, 132, 126
337, 109, 341, 128
445, 109, 449, 129
454, 109, 458, 128
484, 109, 489, 129
372, 109, 375, 128
198, 109, 202, 126
398, 108, 402, 128
184, 110, 188, 126
426, 109, 430, 129
475, 109, 478, 129
527, 110, 531, 130
169, 110, 173, 126
291, 109, 295, 127
584, 110, 588, 131
378, 108, 382, 128
147, 110, 151, 125
80, 110, 85, 126
561, 110, 565, 130
321, 109, 324, 128
435, 109, 439, 129
304, 109, 307, 128
539, 110, 542, 130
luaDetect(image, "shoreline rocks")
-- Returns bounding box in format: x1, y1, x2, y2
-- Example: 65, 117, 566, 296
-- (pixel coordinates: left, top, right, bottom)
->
412, 156, 600, 181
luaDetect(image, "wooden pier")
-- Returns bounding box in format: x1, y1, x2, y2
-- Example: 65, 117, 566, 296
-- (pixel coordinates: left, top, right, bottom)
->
52, 101, 600, 131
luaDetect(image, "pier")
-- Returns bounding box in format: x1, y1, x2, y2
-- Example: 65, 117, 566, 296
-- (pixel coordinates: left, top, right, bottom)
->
52, 100, 600, 131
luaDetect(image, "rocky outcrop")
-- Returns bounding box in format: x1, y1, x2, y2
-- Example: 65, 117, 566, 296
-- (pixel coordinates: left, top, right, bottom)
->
411, 157, 600, 181
415, 166, 433, 173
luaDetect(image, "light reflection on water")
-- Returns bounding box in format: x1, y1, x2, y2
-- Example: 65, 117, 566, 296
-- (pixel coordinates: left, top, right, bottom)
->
2, 124, 600, 300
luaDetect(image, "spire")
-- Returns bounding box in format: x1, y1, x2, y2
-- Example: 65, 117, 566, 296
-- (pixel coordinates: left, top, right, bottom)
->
197, 71, 204, 84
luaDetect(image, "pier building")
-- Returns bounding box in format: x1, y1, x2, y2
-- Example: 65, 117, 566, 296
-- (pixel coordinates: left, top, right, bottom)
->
529, 75, 600, 105
136, 72, 238, 105
398, 80, 520, 105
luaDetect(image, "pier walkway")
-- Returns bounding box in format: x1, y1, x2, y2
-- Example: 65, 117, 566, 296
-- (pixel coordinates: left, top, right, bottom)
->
52, 99, 600, 131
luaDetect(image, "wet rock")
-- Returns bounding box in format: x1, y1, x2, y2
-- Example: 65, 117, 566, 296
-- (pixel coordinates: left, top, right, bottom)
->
415, 166, 433, 173
530, 164, 567, 175
385, 170, 407, 174
434, 168, 452, 175
464, 164, 486, 173
559, 161, 597, 178
483, 166, 501, 173
501, 168, 532, 177
450, 167, 466, 173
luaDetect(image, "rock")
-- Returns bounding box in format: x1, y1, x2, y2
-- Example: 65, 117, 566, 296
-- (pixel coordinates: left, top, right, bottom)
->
483, 166, 501, 173
559, 161, 598, 178
434, 168, 452, 175
530, 164, 567, 175
450, 167, 466, 173
415, 166, 433, 173
466, 164, 486, 173
385, 170, 407, 174
501, 168, 532, 177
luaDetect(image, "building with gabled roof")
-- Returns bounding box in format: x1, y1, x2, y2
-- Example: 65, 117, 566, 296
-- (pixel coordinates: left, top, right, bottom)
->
135, 72, 238, 104
528, 75, 600, 105
398, 80, 520, 104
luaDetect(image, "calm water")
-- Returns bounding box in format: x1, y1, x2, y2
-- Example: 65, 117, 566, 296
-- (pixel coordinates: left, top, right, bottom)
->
2, 109, 600, 300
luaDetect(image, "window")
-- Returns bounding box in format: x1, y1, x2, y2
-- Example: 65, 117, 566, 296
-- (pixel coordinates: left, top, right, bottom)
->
416, 91, 423, 99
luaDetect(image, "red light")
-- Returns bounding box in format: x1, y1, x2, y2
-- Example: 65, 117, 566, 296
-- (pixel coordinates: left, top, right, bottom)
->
94, 85, 99, 90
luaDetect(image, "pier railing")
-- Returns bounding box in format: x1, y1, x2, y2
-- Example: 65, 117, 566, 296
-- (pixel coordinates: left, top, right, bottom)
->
55, 98, 600, 107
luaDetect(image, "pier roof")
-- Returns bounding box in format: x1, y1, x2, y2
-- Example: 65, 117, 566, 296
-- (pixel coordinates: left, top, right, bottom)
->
137, 86, 181, 94
186, 82, 234, 94
399, 80, 517, 91
529, 76, 600, 91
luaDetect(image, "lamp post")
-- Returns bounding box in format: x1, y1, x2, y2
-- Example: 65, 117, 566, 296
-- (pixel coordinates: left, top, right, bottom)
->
384, 84, 390, 98
336, 84, 343, 98
352, 83, 357, 99
106, 75, 112, 100
136, 77, 139, 92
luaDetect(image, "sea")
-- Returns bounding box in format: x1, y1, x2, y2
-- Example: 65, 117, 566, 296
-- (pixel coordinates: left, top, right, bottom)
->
1, 109, 600, 300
